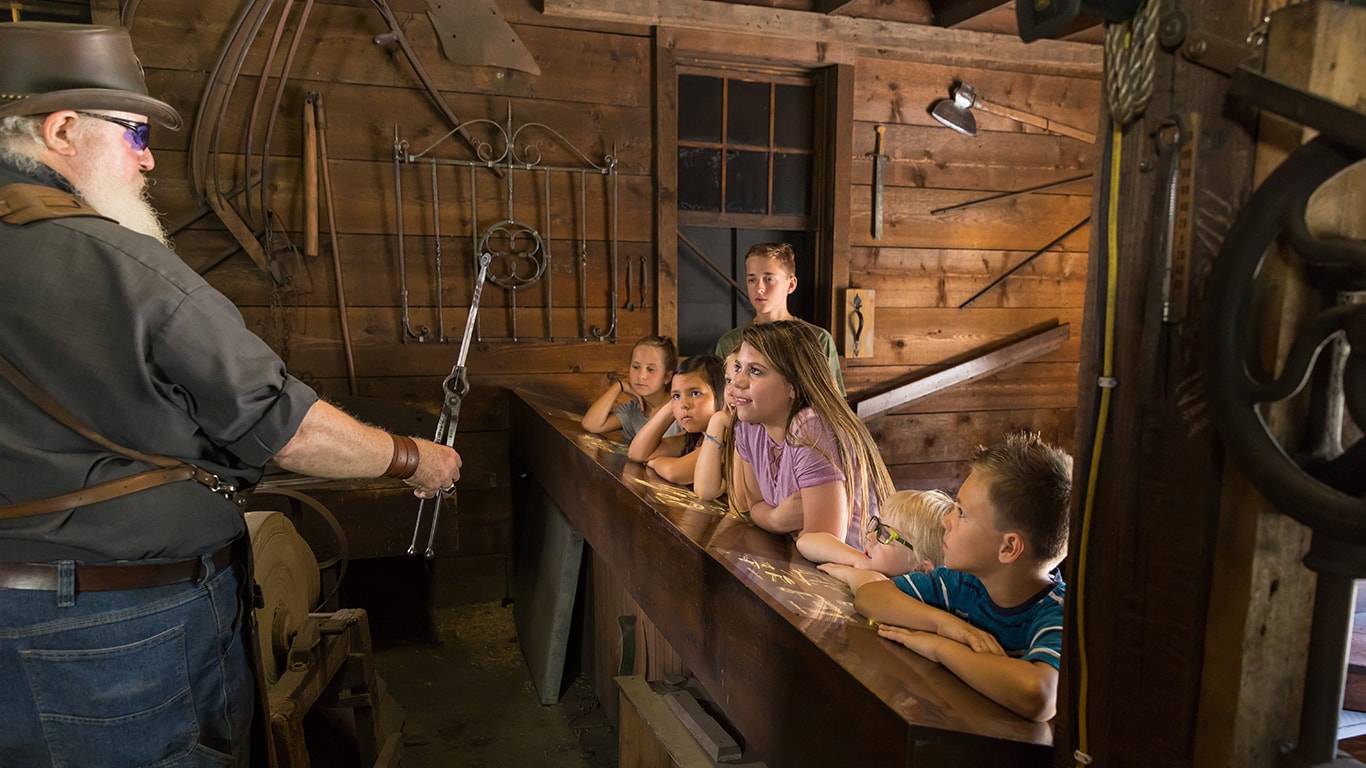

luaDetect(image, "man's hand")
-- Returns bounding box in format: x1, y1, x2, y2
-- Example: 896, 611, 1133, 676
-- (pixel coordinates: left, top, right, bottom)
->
406, 438, 462, 499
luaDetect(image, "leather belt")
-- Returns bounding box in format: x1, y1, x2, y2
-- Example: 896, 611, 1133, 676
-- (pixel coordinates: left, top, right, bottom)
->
0, 543, 235, 592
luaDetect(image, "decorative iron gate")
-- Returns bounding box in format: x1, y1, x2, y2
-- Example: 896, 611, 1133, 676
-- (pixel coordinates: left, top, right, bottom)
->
392, 104, 620, 343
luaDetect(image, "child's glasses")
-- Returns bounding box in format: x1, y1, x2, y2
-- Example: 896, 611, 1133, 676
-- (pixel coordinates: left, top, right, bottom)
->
866, 515, 914, 551
77, 111, 151, 151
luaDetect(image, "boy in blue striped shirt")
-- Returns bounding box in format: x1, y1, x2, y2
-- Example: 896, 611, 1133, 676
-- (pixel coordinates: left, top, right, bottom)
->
821, 432, 1072, 722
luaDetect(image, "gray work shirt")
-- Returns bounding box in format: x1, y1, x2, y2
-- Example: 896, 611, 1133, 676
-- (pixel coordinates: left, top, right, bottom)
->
0, 160, 318, 562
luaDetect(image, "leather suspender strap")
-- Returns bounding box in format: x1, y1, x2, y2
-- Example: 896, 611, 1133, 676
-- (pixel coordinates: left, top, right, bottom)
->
0, 351, 242, 519
0, 467, 200, 521
0, 351, 179, 470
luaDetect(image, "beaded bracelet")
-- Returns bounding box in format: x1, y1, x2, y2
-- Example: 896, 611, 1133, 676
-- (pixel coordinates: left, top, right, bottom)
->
383, 434, 421, 480
702, 432, 725, 449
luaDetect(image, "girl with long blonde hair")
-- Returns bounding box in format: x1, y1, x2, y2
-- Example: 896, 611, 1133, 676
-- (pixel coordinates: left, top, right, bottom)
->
727, 321, 894, 546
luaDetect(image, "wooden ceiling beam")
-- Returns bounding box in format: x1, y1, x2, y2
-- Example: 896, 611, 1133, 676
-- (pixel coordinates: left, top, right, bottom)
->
930, 0, 1009, 28
542, 0, 1102, 77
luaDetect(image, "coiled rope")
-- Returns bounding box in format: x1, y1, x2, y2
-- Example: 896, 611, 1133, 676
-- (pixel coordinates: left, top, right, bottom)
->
1104, 0, 1162, 126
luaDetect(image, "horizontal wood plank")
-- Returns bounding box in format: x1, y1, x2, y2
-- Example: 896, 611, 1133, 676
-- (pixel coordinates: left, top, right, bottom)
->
852, 56, 1102, 133
134, 4, 654, 109
866, 407, 1078, 463
146, 69, 653, 173
149, 150, 654, 243
847, 248, 1089, 309
843, 361, 1081, 412
848, 186, 1092, 249
543, 0, 1102, 77
662, 25, 855, 66
240, 306, 656, 378
887, 460, 970, 493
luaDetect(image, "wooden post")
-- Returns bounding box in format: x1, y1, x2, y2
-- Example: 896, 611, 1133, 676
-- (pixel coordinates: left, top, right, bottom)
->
1066, 1, 1265, 766
654, 28, 680, 342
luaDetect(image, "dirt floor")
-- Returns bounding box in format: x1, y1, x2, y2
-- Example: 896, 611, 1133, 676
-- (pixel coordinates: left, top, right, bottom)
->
372, 602, 619, 768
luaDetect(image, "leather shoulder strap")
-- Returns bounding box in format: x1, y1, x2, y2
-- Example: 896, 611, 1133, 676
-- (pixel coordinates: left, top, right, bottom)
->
0, 350, 241, 518
0, 183, 108, 225
0, 467, 200, 520
0, 351, 179, 470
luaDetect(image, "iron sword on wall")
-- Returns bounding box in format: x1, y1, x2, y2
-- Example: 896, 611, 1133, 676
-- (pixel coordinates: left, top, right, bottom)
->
871, 124, 887, 240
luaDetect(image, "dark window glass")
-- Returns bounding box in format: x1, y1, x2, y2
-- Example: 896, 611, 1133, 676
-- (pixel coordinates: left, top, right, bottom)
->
725, 150, 769, 214
678, 147, 722, 211
772, 153, 810, 216
773, 85, 813, 149
676, 226, 738, 355
726, 80, 771, 147
679, 75, 723, 143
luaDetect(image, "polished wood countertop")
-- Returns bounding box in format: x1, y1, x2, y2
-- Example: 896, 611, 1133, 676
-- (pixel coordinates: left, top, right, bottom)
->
509, 388, 1053, 768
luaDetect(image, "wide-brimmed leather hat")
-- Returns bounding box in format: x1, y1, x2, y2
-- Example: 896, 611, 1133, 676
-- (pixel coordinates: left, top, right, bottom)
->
0, 22, 181, 130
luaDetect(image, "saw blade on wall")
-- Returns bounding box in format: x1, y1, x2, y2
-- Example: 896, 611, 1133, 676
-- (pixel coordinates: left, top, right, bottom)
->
427, 0, 541, 75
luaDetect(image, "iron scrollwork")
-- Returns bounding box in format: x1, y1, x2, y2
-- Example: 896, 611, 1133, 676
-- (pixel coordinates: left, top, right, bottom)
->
392, 104, 620, 344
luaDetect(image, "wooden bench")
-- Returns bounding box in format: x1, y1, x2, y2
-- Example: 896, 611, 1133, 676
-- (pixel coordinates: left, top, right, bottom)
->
509, 388, 1053, 768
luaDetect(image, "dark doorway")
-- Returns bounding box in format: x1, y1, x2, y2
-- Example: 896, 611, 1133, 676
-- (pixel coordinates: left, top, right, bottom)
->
676, 227, 816, 356
674, 71, 817, 357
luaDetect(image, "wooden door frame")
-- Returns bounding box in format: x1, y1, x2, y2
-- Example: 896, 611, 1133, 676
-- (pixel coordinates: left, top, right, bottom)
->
653, 26, 854, 340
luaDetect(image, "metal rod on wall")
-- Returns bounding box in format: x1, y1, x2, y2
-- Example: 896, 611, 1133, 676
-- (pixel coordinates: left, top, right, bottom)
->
959, 216, 1090, 309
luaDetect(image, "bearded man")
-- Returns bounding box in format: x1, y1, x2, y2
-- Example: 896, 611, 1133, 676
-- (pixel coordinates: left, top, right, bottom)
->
0, 22, 461, 767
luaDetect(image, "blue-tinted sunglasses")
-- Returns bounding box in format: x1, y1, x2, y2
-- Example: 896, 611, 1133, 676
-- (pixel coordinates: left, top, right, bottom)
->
76, 111, 151, 151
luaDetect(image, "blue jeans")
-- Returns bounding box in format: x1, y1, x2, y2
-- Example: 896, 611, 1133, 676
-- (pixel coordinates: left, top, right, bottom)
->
0, 560, 253, 767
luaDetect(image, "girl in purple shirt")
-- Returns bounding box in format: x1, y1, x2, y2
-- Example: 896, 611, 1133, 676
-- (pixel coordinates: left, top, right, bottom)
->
727, 321, 894, 548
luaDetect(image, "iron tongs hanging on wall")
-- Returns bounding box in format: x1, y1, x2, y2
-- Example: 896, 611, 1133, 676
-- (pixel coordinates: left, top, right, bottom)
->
408, 252, 492, 559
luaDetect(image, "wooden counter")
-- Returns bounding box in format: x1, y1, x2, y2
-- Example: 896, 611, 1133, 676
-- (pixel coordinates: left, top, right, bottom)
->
509, 388, 1053, 768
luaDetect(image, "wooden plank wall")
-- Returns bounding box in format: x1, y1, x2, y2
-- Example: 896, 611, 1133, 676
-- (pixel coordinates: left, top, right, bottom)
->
127, 0, 653, 576
844, 43, 1099, 491
123, 0, 1099, 578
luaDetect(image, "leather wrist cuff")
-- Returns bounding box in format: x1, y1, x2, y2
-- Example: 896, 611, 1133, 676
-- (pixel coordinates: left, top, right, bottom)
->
383, 434, 420, 480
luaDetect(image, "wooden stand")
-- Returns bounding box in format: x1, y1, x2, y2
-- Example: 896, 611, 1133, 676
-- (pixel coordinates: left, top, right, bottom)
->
267, 609, 401, 768
616, 676, 765, 768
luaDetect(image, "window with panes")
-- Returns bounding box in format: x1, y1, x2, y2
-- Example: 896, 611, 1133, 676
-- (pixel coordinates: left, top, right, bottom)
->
675, 71, 816, 355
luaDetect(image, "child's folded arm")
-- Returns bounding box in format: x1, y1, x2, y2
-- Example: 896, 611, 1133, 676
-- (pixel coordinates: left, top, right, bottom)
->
890, 630, 1058, 722
849, 578, 945, 632
796, 480, 848, 541
627, 404, 676, 462
692, 411, 729, 500
582, 381, 628, 433
646, 445, 700, 484
797, 531, 861, 566
750, 489, 803, 534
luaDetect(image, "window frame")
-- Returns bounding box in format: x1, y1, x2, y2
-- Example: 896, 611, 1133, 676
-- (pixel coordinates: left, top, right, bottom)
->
654, 29, 853, 339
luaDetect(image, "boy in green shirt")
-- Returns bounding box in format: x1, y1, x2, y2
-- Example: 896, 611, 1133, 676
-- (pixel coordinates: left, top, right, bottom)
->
714, 242, 844, 395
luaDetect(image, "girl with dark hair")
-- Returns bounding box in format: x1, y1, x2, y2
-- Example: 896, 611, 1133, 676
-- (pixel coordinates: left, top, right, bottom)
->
694, 351, 758, 516
628, 354, 725, 485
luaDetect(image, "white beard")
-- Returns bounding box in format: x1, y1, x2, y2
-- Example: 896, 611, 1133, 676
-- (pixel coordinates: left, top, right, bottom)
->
67, 144, 171, 247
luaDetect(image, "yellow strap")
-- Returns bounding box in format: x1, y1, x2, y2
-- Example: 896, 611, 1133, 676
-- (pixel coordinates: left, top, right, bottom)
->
0, 183, 106, 225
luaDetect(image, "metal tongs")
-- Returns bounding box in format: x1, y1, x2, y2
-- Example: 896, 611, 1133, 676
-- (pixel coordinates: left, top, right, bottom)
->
408, 252, 491, 558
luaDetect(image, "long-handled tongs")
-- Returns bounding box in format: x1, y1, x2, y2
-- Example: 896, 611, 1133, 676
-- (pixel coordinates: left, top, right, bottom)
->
408, 252, 491, 559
